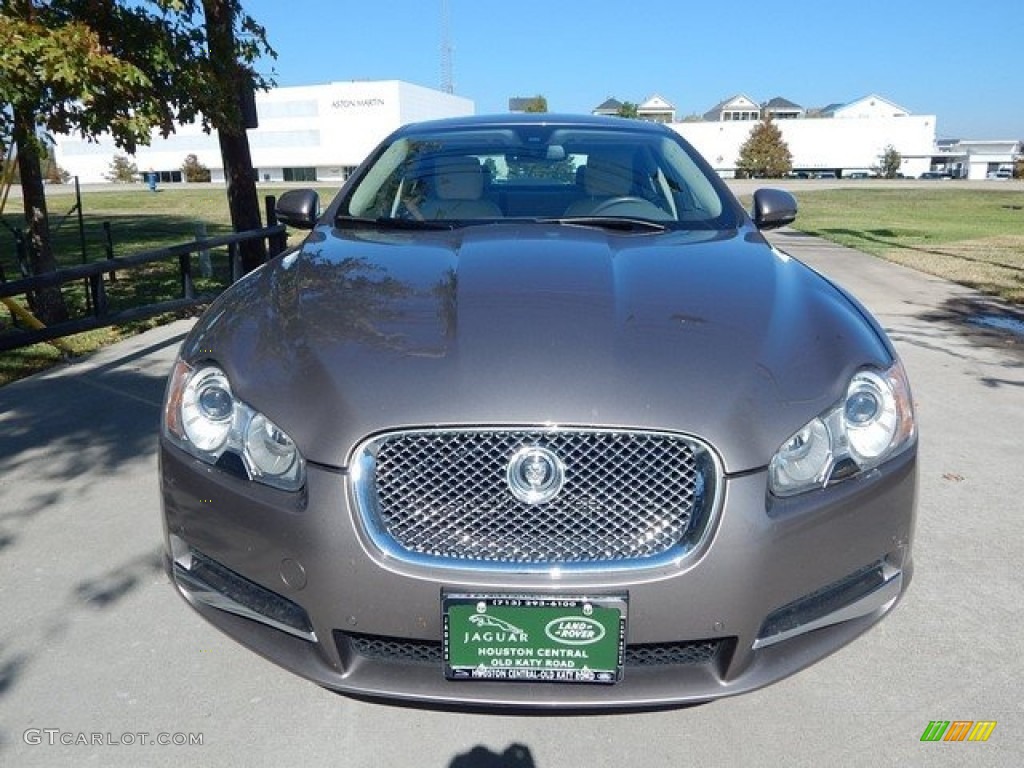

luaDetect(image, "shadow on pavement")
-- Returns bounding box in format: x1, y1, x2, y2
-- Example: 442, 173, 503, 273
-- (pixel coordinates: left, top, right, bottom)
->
0, 327, 186, 711
892, 295, 1024, 389
75, 549, 165, 609
0, 331, 184, 548
449, 744, 536, 768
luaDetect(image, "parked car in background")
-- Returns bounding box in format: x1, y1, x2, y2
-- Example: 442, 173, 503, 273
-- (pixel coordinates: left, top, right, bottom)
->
160, 114, 917, 709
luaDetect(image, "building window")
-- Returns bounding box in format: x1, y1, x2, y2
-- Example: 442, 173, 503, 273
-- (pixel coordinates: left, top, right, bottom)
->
283, 167, 317, 182
156, 170, 183, 183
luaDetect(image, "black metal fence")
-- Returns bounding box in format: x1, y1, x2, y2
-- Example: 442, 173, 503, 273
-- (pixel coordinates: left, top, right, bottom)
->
1, 217, 288, 353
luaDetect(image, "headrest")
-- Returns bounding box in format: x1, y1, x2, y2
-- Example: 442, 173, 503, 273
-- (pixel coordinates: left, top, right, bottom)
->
433, 156, 485, 200
584, 151, 634, 196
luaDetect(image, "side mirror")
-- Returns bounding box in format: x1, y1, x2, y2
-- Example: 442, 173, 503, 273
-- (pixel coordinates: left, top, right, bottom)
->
752, 188, 798, 230
275, 189, 320, 230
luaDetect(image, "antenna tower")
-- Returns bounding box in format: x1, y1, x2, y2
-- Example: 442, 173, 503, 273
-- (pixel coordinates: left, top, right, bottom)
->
440, 0, 454, 94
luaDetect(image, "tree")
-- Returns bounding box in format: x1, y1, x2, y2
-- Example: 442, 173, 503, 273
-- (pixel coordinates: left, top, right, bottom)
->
616, 102, 639, 119
522, 95, 548, 113
876, 145, 902, 178
736, 118, 792, 178
105, 154, 139, 183
0, 1, 275, 322
197, 0, 274, 273
182, 153, 212, 182
1, 3, 158, 322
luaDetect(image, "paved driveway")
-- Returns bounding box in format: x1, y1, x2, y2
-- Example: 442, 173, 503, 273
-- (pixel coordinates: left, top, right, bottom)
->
1, 232, 1020, 767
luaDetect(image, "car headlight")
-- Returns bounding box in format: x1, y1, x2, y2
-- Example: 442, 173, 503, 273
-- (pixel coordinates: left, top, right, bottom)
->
769, 360, 915, 497
163, 360, 305, 492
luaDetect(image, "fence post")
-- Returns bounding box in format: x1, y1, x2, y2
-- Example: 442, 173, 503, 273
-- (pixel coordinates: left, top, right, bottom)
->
265, 195, 277, 227
195, 222, 212, 278
75, 176, 87, 265
229, 241, 243, 283
74, 176, 94, 313
89, 273, 109, 317
103, 221, 118, 284
179, 252, 195, 300
103, 221, 114, 259
265, 195, 287, 257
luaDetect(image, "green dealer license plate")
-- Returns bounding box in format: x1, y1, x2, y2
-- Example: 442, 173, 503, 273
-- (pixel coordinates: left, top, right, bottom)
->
443, 594, 627, 684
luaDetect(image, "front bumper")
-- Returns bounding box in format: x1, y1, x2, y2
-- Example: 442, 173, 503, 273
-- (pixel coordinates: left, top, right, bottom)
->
159, 441, 915, 709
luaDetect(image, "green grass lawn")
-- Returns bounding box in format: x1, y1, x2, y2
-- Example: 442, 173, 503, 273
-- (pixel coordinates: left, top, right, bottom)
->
2, 183, 1022, 386
1, 184, 338, 385
2, 185, 333, 272
789, 187, 1024, 303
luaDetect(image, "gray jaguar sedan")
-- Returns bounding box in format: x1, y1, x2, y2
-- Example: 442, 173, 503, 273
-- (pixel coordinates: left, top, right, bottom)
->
160, 114, 917, 708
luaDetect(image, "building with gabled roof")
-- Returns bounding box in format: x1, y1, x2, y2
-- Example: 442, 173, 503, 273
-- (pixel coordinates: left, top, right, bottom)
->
592, 97, 624, 117
591, 95, 675, 123
762, 97, 804, 120
811, 103, 847, 118
637, 94, 675, 123
703, 95, 761, 122
821, 94, 910, 119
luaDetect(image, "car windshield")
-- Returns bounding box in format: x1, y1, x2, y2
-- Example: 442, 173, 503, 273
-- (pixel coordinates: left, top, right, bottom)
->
341, 123, 737, 230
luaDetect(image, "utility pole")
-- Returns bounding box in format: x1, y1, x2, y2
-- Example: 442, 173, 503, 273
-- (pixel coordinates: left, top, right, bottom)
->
440, 0, 453, 94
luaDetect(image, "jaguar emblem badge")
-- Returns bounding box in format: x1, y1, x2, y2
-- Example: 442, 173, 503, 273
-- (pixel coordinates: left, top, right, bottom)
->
506, 446, 565, 505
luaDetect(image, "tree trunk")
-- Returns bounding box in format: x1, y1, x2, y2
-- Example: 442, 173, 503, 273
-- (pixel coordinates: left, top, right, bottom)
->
202, 0, 266, 274
218, 129, 266, 274
13, 105, 69, 325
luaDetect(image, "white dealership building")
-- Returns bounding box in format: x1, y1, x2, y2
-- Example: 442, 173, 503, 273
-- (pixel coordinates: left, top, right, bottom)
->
55, 80, 475, 185
674, 94, 939, 178
599, 93, 1018, 180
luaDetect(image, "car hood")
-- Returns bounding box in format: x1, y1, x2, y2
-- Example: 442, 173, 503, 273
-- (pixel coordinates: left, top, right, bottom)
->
183, 222, 892, 473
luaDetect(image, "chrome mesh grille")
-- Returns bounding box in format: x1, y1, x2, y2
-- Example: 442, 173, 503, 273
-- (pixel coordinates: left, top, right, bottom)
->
353, 428, 716, 569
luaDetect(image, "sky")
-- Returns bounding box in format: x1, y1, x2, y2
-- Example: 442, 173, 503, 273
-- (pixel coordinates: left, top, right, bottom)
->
240, 0, 1023, 140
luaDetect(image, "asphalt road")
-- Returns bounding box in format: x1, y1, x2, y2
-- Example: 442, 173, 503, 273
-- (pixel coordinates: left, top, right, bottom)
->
1, 232, 1021, 767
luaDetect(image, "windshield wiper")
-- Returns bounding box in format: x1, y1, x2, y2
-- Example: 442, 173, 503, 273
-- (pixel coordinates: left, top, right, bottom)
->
538, 216, 669, 233
335, 215, 456, 231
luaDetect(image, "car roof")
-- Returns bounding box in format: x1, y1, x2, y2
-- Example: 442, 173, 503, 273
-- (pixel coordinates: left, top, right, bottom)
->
390, 112, 675, 137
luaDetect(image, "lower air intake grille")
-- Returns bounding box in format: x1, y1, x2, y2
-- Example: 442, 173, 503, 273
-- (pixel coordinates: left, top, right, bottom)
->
337, 632, 726, 669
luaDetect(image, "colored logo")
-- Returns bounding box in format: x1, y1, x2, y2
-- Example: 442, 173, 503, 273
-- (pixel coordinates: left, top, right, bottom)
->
545, 616, 606, 646
920, 721, 997, 742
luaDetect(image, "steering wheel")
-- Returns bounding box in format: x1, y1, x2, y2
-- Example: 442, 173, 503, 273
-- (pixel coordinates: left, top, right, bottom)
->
587, 196, 659, 216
